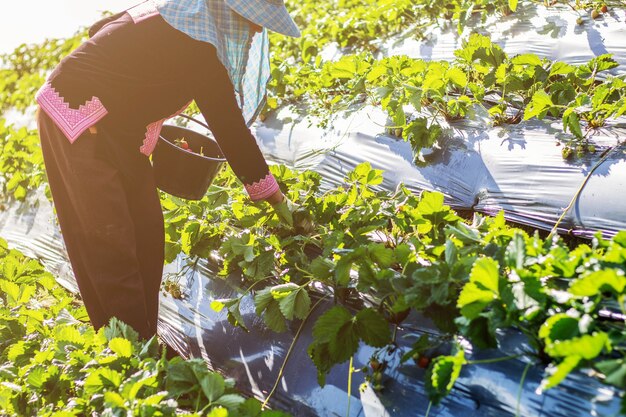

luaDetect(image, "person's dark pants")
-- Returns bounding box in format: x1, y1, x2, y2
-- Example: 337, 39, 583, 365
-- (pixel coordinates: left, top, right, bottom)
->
37, 109, 165, 340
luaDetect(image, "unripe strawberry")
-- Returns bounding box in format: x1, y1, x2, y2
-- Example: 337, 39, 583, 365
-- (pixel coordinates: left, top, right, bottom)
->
591, 9, 600, 19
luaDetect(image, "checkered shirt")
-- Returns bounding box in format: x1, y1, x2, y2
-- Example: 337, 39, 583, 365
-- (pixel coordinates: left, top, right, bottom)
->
156, 0, 270, 124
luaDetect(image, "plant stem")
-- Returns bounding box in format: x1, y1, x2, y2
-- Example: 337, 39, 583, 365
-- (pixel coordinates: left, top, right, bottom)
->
261, 295, 330, 409
424, 400, 433, 417
346, 356, 354, 417
515, 362, 532, 417
547, 146, 617, 240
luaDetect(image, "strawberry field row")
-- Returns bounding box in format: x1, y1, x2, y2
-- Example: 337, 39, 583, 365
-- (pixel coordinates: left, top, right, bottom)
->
267, 33, 626, 162
159, 162, 626, 411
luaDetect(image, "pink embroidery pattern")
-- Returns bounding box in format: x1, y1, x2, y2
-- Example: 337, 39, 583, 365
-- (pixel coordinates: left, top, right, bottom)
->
35, 82, 108, 143
245, 173, 280, 201
127, 0, 160, 23
139, 101, 192, 156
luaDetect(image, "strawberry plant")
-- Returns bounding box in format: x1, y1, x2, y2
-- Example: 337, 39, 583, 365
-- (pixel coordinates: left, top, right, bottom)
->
0, 119, 46, 201
0, 238, 293, 416
156, 162, 626, 410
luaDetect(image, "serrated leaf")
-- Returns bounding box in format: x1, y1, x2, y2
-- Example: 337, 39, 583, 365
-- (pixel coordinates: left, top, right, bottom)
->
103, 391, 125, 407
109, 338, 133, 357
312, 306, 352, 344
541, 355, 580, 391
512, 54, 542, 67
545, 332, 610, 359
470, 257, 499, 293
215, 393, 245, 409
569, 269, 626, 296
254, 288, 274, 315
505, 232, 526, 270
26, 366, 47, 389
596, 359, 626, 387
538, 314, 580, 343
278, 286, 311, 320
550, 62, 575, 77
198, 372, 226, 403
264, 301, 288, 332
207, 407, 229, 417
354, 308, 391, 347
334, 258, 353, 286
524, 90, 553, 120
368, 244, 393, 268
426, 348, 466, 404
309, 257, 334, 280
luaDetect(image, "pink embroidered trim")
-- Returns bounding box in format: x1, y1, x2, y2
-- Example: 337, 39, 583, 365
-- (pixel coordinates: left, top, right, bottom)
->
127, 0, 160, 23
139, 101, 192, 156
35, 82, 108, 143
245, 173, 280, 201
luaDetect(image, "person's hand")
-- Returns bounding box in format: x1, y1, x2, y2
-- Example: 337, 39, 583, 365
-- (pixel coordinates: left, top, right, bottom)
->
268, 194, 315, 234
271, 195, 295, 228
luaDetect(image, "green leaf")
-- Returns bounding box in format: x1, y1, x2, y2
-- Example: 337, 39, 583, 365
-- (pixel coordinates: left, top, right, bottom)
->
538, 314, 580, 343
426, 347, 466, 404
508, 0, 518, 12
511, 54, 542, 66
254, 289, 275, 315
505, 232, 526, 270
278, 286, 311, 320
549, 62, 575, 77
457, 282, 494, 319
109, 338, 134, 357
470, 257, 499, 293
334, 258, 353, 286
569, 269, 626, 296
309, 257, 334, 281
596, 359, 626, 387
524, 90, 553, 120
368, 244, 393, 268
541, 355, 581, 390
457, 258, 500, 319
418, 191, 445, 215
312, 306, 352, 344
545, 332, 610, 359
84, 368, 123, 395
446, 67, 468, 87
264, 300, 288, 333
328, 320, 359, 363
562, 108, 583, 139
211, 300, 225, 313
26, 366, 47, 389
207, 407, 229, 417
198, 372, 226, 403
354, 308, 391, 347
103, 391, 126, 407
214, 393, 246, 409
405, 117, 442, 153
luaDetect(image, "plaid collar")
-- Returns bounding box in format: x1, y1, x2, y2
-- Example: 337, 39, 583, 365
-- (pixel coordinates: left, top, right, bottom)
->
156, 0, 270, 124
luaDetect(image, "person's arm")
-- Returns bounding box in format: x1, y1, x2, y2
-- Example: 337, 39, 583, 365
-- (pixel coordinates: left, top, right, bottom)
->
88, 11, 126, 38
193, 50, 283, 205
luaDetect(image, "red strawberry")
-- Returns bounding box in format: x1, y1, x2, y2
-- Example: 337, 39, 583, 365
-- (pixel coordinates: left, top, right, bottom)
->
181, 142, 189, 150
418, 356, 430, 368
601, 4, 608, 13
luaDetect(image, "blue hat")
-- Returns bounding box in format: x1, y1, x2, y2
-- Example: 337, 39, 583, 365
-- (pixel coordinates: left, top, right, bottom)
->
224, 0, 301, 38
